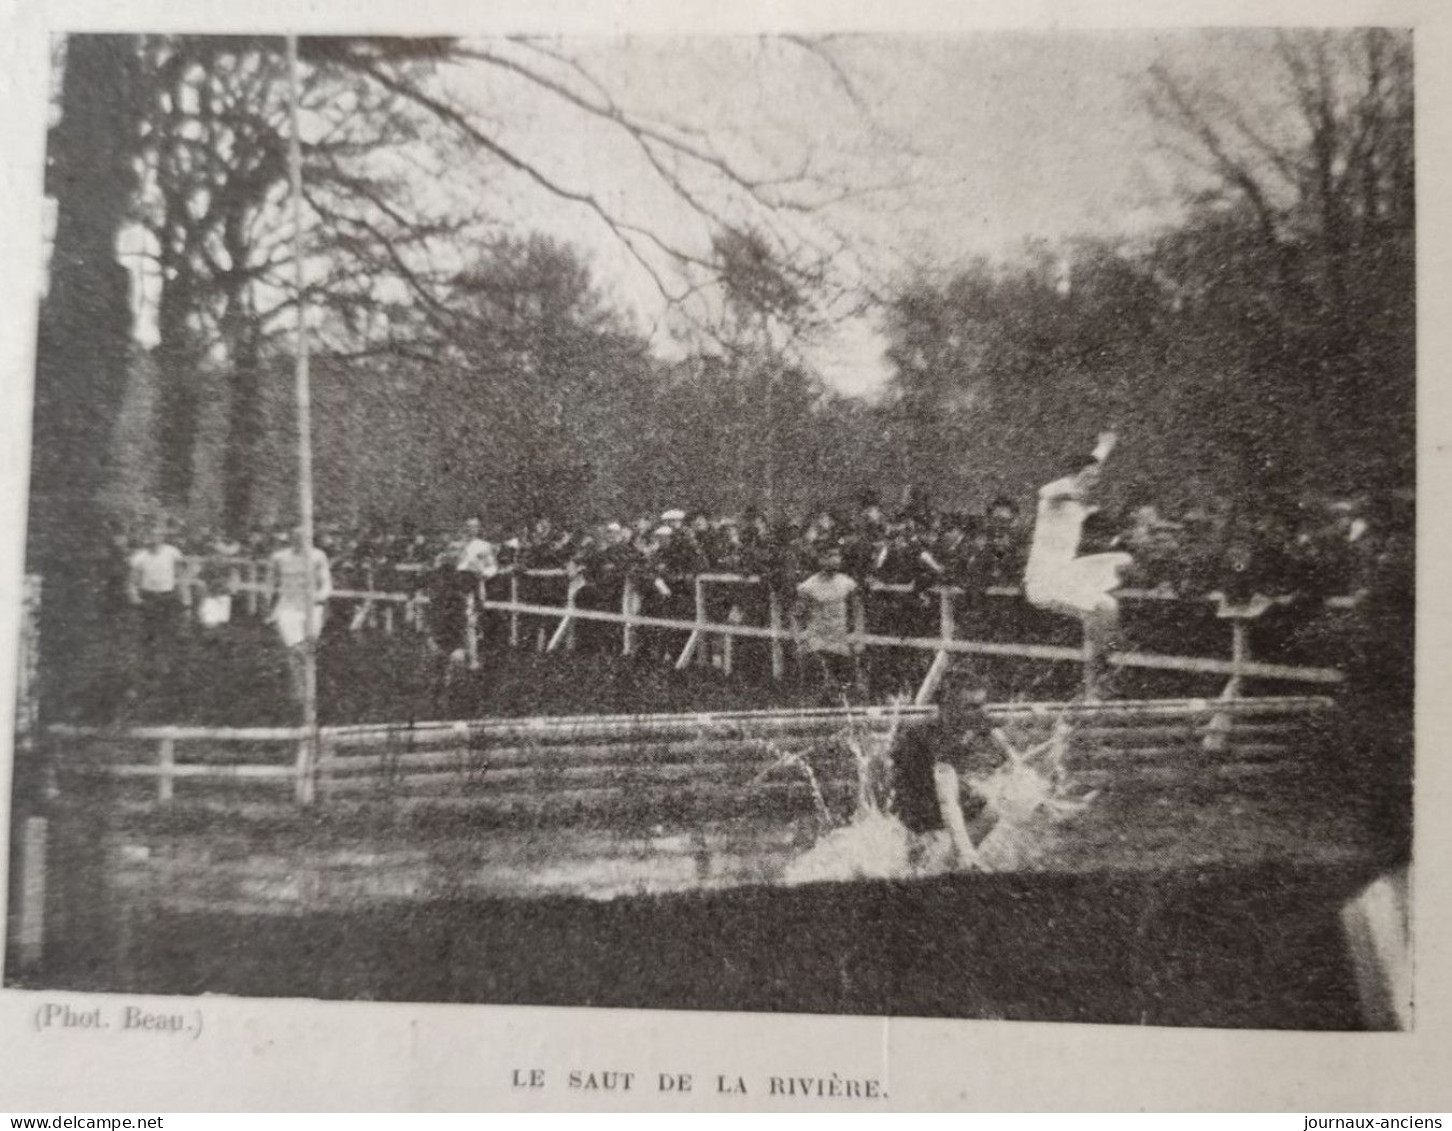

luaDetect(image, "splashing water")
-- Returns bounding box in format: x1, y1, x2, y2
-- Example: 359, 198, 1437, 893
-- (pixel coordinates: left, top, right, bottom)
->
968, 719, 1097, 870
782, 807, 958, 884
752, 741, 834, 826
780, 707, 1097, 884
837, 692, 909, 818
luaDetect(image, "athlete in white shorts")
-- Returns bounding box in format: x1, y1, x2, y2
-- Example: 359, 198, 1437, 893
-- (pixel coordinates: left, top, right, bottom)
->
1023, 432, 1132, 699
456, 517, 499, 670
266, 526, 333, 703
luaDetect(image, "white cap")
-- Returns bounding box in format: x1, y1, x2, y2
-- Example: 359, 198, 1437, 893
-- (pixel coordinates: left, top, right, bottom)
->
653, 525, 673, 536
661, 508, 686, 521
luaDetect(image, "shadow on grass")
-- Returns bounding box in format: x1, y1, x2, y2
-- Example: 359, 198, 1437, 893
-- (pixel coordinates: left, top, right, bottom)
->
30, 859, 1372, 1030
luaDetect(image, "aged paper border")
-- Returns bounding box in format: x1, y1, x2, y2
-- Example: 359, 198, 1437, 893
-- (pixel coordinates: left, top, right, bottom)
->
0, 0, 1447, 1112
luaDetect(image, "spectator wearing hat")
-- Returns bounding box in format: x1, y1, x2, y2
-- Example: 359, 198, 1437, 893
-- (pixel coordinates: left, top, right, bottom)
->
900, 485, 934, 527
632, 523, 678, 662
984, 496, 1026, 587
871, 520, 940, 678
655, 518, 708, 663
423, 544, 475, 702
520, 516, 574, 651
573, 522, 631, 654
855, 486, 884, 527
842, 492, 885, 583
197, 532, 242, 634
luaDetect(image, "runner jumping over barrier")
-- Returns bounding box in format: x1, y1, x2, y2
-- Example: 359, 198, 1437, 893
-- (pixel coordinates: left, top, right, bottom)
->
1023, 431, 1133, 700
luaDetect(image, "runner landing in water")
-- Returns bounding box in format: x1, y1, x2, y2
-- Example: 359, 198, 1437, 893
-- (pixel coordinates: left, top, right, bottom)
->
889, 674, 1099, 874
1023, 430, 1133, 700
889, 677, 1000, 869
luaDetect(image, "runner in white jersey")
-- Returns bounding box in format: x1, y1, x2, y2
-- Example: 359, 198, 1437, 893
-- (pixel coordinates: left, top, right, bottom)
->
1023, 431, 1132, 699
127, 525, 185, 690
456, 517, 499, 579
267, 526, 333, 702
455, 517, 498, 670
794, 545, 861, 701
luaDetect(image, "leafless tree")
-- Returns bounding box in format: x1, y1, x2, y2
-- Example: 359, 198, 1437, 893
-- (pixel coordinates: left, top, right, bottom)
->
1146, 29, 1412, 303
122, 34, 897, 528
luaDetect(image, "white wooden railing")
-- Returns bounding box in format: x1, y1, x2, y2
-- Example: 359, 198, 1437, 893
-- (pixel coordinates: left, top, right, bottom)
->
50, 695, 1336, 809
177, 557, 1349, 703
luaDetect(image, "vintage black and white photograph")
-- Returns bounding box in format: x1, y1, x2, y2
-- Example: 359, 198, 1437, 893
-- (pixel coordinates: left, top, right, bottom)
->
4, 27, 1415, 1032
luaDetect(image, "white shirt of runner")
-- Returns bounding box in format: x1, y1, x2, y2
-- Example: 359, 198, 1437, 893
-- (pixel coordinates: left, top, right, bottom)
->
796, 571, 859, 655
457, 537, 499, 579
267, 546, 333, 647
1023, 476, 1130, 616
129, 544, 184, 595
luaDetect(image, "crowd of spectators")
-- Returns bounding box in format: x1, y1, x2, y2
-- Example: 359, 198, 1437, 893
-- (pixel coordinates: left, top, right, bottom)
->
116, 482, 1412, 614
87, 474, 1415, 729
92, 477, 1415, 716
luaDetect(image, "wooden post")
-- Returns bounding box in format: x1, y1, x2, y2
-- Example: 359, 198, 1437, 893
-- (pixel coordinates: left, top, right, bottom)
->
285, 34, 320, 810
349, 565, 374, 633
15, 816, 47, 972
509, 573, 521, 648
674, 577, 706, 669
466, 587, 482, 669
914, 587, 956, 706
547, 579, 576, 652
294, 734, 315, 805
1223, 618, 1249, 699
768, 591, 785, 682
315, 735, 332, 803
1210, 607, 1255, 750
157, 737, 175, 803
723, 601, 740, 675
621, 577, 636, 656
178, 559, 195, 613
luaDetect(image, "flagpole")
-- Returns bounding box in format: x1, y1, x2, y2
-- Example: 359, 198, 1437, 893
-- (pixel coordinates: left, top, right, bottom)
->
285, 33, 319, 803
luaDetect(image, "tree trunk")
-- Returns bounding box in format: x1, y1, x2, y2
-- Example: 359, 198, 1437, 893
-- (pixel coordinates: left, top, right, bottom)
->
220, 238, 265, 536
152, 249, 202, 515
11, 35, 142, 984
27, 34, 142, 721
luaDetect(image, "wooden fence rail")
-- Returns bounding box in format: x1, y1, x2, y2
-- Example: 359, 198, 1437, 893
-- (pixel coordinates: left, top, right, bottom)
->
50, 695, 1335, 810
184, 557, 1348, 703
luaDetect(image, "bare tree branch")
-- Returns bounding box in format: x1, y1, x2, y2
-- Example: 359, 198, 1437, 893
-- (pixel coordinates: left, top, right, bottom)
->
350, 53, 718, 305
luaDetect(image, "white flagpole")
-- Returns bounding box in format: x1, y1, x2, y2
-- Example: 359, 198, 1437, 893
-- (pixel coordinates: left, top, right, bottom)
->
285, 34, 319, 803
